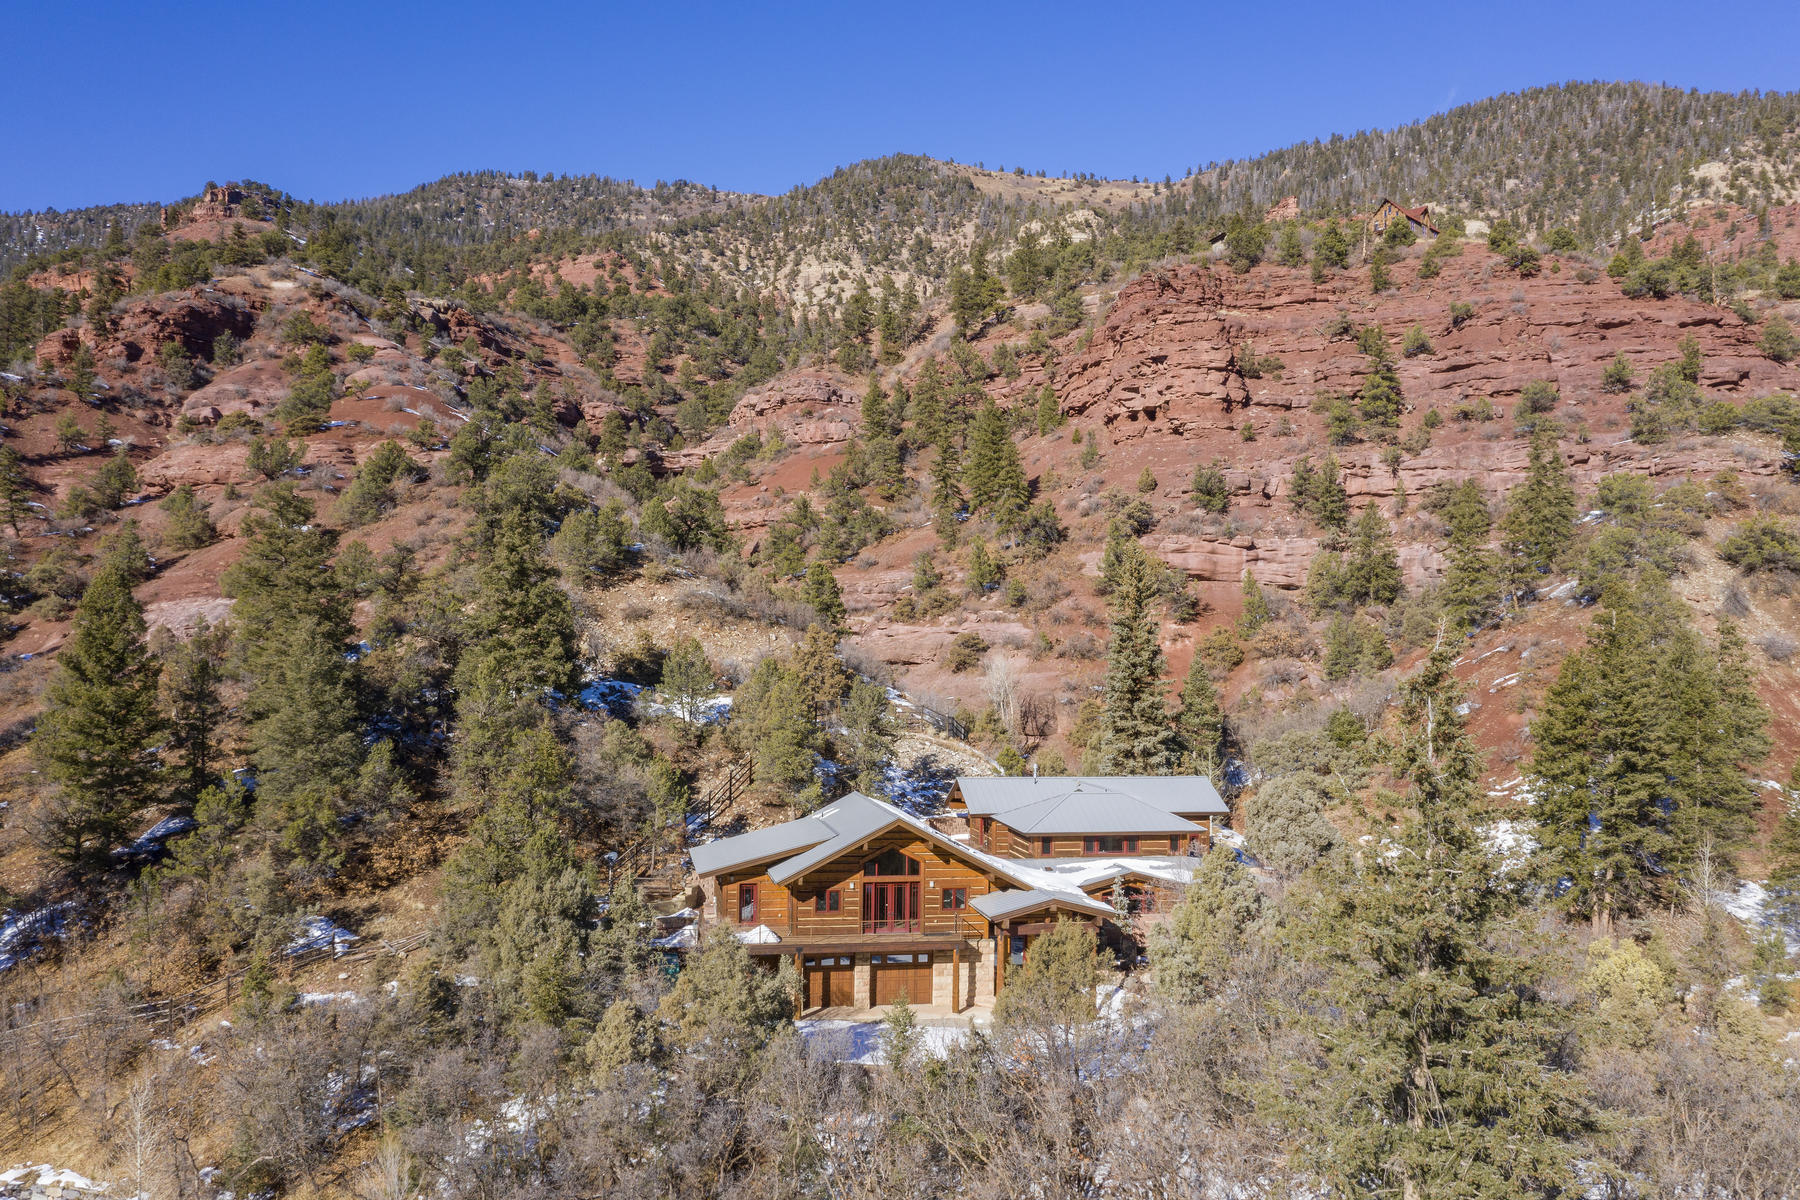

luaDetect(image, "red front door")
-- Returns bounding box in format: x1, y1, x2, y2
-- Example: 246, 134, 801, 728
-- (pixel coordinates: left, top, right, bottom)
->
863, 881, 920, 933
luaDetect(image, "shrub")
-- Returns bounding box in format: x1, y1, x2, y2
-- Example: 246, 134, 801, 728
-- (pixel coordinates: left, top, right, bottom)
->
1718, 516, 1800, 572
1600, 353, 1635, 393
1401, 324, 1433, 358
1518, 379, 1560, 415
1759, 314, 1798, 363
1449, 301, 1475, 327
1191, 460, 1230, 513
159, 485, 218, 550
943, 632, 989, 673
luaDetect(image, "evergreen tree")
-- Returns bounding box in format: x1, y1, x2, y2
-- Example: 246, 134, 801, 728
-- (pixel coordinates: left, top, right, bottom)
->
1339, 503, 1403, 606
1531, 591, 1678, 929
250, 614, 364, 876
1236, 571, 1272, 635
1175, 650, 1225, 770
1148, 844, 1262, 1002
803, 560, 846, 628
456, 508, 580, 699
1035, 383, 1060, 436
1288, 638, 1598, 1197
659, 635, 716, 726
0, 446, 31, 536
160, 620, 226, 804
1097, 545, 1179, 774
222, 483, 349, 679
1357, 357, 1404, 437
963, 398, 1028, 517
1501, 429, 1577, 577
1662, 619, 1770, 871
33, 562, 163, 868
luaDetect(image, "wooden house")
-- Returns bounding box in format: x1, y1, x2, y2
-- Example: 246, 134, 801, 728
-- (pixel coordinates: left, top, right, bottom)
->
689, 792, 1118, 1014
1370, 197, 1439, 237
948, 775, 1226, 857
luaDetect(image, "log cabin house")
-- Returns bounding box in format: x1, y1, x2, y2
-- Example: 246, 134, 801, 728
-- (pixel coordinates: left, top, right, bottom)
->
687, 776, 1222, 1017
1369, 197, 1439, 237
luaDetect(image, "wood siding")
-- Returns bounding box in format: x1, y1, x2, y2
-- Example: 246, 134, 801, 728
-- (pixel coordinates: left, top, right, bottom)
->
985, 825, 1204, 857
712, 831, 999, 940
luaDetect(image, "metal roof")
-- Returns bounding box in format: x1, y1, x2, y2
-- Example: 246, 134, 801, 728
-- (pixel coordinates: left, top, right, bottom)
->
971, 888, 1117, 922
687, 815, 834, 877
953, 775, 1226, 818
988, 788, 1203, 835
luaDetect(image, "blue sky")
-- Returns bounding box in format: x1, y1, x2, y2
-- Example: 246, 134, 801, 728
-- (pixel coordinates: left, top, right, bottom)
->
7, 0, 1800, 212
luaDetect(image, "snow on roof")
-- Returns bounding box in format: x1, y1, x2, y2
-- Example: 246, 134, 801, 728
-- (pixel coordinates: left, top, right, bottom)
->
694, 792, 1115, 916
736, 923, 782, 945
971, 888, 1116, 922
953, 775, 1226, 818
1019, 855, 1200, 890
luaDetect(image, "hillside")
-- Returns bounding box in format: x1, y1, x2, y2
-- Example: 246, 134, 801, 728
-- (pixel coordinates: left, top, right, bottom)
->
1, 81, 1799, 1198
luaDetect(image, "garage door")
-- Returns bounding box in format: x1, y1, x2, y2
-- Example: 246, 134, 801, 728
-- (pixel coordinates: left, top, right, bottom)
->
805, 956, 854, 1010
871, 953, 933, 1006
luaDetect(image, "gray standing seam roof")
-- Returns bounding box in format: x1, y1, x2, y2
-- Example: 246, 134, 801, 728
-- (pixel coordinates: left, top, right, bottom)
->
688, 816, 834, 877
971, 888, 1116, 922
955, 775, 1226, 817
989, 789, 1203, 835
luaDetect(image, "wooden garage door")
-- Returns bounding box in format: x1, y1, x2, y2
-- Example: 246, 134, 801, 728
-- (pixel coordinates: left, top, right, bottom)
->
805, 956, 854, 1009
871, 953, 933, 1006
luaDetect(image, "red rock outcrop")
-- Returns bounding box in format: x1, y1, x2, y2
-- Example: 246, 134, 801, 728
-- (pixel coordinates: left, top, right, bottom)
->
1058, 268, 1253, 437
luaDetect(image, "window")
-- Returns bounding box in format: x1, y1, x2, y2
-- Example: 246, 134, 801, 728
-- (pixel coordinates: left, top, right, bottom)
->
941, 888, 968, 910
1083, 836, 1140, 855
863, 849, 921, 876
814, 890, 841, 912
1037, 836, 1053, 856
737, 882, 757, 924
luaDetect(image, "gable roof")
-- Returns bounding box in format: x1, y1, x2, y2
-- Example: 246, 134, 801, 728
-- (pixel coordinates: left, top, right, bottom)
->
692, 792, 1038, 890
1373, 197, 1439, 234
689, 792, 1135, 917
986, 786, 1203, 835
971, 888, 1117, 923
952, 775, 1226, 819
688, 814, 836, 877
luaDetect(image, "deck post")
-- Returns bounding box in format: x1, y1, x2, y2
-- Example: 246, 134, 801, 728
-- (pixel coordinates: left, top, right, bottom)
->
793, 950, 804, 1017
951, 942, 961, 1013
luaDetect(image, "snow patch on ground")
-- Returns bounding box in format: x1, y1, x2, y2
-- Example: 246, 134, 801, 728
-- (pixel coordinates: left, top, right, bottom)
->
0, 902, 78, 972
1481, 819, 1538, 872
578, 677, 644, 717
297, 991, 362, 1006
797, 1018, 972, 1065
285, 915, 359, 958
0, 1164, 107, 1196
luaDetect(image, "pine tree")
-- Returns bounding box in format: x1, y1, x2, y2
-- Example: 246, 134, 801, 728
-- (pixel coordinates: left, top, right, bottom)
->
456, 508, 580, 699
1098, 546, 1179, 774
0, 446, 31, 536
1175, 650, 1225, 769
250, 614, 364, 874
32, 562, 163, 868
803, 560, 846, 628
1035, 383, 1060, 436
1501, 429, 1577, 577
1236, 571, 1272, 635
1289, 637, 1598, 1198
1148, 844, 1262, 1002
1357, 357, 1404, 436
222, 483, 349, 680
1531, 592, 1678, 929
1340, 503, 1403, 606
160, 620, 226, 804
963, 398, 1027, 517
1662, 619, 1770, 872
